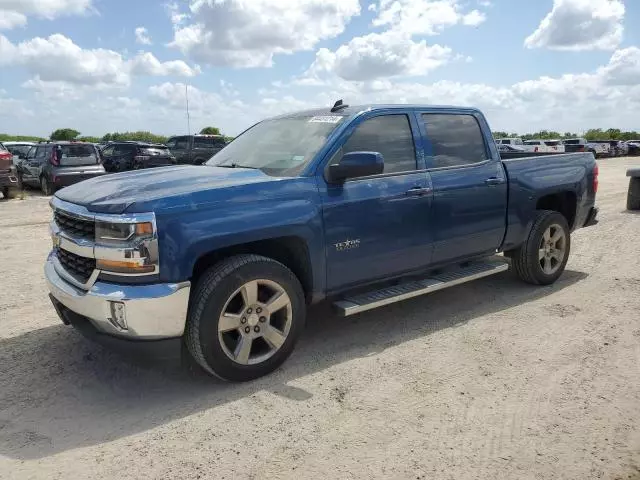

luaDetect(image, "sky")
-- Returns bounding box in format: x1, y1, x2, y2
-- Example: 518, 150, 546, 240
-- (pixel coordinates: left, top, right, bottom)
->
0, 0, 639, 138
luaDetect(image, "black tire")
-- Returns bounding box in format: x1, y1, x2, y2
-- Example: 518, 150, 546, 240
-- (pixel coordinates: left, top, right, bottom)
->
510, 210, 571, 286
40, 176, 54, 196
185, 254, 306, 382
1, 186, 8, 200
627, 178, 640, 210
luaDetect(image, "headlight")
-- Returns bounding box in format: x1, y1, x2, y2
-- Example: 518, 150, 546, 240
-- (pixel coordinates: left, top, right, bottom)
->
95, 221, 153, 245
94, 219, 158, 276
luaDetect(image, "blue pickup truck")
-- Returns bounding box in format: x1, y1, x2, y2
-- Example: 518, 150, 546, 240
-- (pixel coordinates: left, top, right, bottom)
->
45, 102, 599, 381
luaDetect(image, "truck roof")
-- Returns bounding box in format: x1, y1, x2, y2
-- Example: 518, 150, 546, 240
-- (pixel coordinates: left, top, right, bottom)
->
270, 104, 483, 121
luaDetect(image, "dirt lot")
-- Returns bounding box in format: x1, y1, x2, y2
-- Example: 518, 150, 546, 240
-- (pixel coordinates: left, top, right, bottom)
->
1, 159, 639, 480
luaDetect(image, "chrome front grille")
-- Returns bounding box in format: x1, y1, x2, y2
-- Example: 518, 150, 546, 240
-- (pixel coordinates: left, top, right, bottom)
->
55, 247, 96, 283
54, 209, 94, 240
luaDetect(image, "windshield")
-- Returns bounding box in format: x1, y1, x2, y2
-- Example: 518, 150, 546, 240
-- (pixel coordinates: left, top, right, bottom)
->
140, 146, 170, 156
7, 144, 33, 156
207, 115, 345, 176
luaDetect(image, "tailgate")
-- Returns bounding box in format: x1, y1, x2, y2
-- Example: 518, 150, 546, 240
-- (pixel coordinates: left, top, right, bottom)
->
58, 144, 99, 167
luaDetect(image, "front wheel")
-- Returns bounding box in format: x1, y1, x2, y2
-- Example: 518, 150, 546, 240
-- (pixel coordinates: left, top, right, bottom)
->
510, 210, 571, 285
185, 254, 306, 382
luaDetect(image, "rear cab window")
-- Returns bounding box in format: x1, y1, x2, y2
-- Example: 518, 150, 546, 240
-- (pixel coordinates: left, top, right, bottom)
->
421, 114, 488, 168
140, 146, 171, 156
57, 143, 99, 166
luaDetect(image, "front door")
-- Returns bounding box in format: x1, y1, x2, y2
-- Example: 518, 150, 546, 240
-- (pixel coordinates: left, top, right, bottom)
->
419, 112, 508, 265
320, 112, 434, 292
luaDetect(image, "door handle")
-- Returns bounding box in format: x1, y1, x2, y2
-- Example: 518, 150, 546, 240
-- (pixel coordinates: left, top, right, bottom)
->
406, 186, 432, 196
485, 177, 505, 186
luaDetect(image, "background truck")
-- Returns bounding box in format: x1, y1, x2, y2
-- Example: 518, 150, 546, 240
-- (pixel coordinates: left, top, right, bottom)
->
45, 102, 599, 381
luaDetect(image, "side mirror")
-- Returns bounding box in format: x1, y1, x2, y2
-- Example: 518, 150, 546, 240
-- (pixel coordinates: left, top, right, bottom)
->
328, 151, 384, 183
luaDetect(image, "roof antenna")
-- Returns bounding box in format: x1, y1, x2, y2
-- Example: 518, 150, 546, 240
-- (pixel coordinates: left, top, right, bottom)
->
331, 99, 349, 112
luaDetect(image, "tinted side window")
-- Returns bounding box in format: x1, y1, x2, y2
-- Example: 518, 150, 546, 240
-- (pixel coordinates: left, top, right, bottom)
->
193, 137, 213, 148
101, 146, 115, 156
174, 137, 189, 149
422, 114, 487, 168
343, 115, 416, 174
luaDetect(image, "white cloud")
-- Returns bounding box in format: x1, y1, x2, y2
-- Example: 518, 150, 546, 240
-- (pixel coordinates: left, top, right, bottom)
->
0, 34, 199, 89
302, 31, 452, 82
135, 26, 152, 45
129, 52, 199, 77
168, 0, 361, 68
290, 46, 640, 135
0, 0, 94, 29
371, 0, 487, 35
525, 0, 624, 51
0, 10, 26, 30
462, 9, 486, 26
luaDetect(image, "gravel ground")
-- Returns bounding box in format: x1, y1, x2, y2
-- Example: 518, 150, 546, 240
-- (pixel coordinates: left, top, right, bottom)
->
1, 159, 639, 480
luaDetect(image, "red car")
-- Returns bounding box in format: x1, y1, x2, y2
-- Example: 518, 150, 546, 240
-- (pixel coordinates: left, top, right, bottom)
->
0, 142, 17, 200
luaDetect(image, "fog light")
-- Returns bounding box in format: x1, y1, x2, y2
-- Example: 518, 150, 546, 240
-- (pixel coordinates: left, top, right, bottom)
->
109, 301, 128, 330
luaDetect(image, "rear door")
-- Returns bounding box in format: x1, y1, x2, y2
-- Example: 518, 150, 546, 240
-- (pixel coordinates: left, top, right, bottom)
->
419, 112, 508, 266
23, 145, 47, 180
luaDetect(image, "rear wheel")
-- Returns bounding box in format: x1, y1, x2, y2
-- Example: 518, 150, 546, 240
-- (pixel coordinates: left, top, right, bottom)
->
40, 176, 53, 196
628, 177, 640, 210
185, 254, 306, 382
510, 210, 571, 285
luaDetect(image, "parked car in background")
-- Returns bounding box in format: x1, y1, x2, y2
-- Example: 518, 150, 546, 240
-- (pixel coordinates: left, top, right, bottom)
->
16, 141, 106, 195
45, 102, 599, 381
591, 140, 617, 157
608, 140, 628, 156
562, 138, 603, 157
495, 137, 524, 146
101, 141, 177, 172
497, 144, 526, 152
0, 142, 17, 199
544, 140, 565, 153
626, 141, 640, 156
166, 134, 227, 164
522, 139, 565, 153
2, 141, 36, 165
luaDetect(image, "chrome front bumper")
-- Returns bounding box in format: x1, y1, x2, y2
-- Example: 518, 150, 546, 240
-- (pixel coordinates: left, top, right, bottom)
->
45, 252, 190, 340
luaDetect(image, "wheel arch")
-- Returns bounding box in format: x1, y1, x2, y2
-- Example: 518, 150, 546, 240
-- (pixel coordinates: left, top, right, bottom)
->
191, 236, 314, 303
535, 191, 577, 230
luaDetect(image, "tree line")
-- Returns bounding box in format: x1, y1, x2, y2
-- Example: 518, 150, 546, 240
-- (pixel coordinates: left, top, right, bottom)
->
0, 126, 225, 144
492, 128, 640, 141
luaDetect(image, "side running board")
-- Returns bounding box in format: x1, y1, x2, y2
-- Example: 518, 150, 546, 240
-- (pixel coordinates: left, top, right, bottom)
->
333, 257, 509, 317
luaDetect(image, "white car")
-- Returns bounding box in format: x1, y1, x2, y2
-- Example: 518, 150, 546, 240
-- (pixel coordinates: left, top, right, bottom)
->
495, 137, 524, 146
522, 139, 565, 153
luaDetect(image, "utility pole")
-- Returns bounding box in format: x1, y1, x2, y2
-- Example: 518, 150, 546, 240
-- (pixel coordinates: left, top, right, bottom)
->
185, 83, 191, 136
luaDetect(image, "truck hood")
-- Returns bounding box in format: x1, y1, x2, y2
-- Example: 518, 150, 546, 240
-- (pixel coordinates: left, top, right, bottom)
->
55, 165, 277, 214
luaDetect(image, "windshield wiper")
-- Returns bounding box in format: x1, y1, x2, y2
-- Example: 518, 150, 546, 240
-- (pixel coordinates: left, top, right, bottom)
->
217, 162, 260, 170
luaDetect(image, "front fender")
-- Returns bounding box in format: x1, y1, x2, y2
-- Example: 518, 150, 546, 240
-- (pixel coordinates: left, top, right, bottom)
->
155, 177, 325, 293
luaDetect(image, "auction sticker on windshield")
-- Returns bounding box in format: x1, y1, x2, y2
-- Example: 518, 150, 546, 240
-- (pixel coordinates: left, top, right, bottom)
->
308, 116, 343, 123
